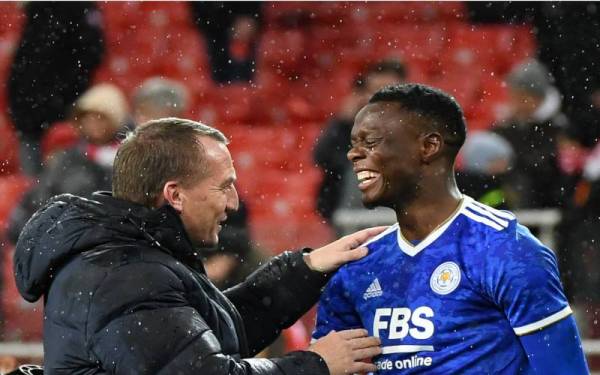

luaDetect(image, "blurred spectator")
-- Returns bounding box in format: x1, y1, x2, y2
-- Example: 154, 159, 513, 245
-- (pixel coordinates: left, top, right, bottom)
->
132, 77, 190, 126
467, 2, 600, 125
200, 200, 259, 290
199, 199, 289, 358
492, 58, 570, 209
191, 2, 261, 83
557, 86, 600, 313
7, 84, 128, 244
8, 2, 104, 176
457, 131, 515, 209
314, 60, 407, 222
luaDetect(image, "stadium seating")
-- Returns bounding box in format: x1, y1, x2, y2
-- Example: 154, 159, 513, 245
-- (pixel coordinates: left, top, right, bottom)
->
40, 122, 79, 160
0, 117, 20, 176
0, 174, 31, 231
0, 246, 43, 342
0, 2, 552, 358
0, 1, 538, 255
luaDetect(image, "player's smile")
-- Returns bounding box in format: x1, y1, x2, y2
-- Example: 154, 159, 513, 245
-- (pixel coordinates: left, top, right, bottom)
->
356, 169, 382, 191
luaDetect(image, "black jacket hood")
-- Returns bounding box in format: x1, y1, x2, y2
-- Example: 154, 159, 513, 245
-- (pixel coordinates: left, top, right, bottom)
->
13, 192, 197, 302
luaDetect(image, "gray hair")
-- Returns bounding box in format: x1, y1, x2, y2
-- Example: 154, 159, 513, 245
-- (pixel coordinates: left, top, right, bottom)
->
133, 77, 189, 115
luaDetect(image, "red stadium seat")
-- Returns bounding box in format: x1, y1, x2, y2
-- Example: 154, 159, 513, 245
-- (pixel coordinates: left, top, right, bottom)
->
264, 2, 352, 27
0, 174, 32, 231
41, 122, 79, 160
257, 29, 308, 77
466, 77, 511, 131
250, 212, 333, 254
139, 2, 192, 28
1, 245, 43, 341
0, 117, 20, 175
443, 24, 536, 76
0, 3, 25, 37
350, 2, 466, 24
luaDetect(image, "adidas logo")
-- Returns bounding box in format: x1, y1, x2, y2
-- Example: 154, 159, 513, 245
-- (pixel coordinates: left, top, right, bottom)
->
363, 278, 383, 300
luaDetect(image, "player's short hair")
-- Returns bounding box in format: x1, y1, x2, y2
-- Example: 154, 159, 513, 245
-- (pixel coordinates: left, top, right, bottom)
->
369, 83, 467, 154
354, 59, 407, 90
112, 117, 227, 207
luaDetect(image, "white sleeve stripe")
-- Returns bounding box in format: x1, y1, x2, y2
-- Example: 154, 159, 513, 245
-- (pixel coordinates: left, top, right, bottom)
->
461, 209, 504, 231
471, 199, 516, 220
466, 203, 509, 227
513, 306, 573, 336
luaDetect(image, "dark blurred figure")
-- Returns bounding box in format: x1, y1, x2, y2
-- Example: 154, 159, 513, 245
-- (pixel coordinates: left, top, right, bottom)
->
8, 3, 104, 176
456, 131, 515, 209
557, 86, 600, 330
132, 77, 190, 127
314, 60, 407, 222
191, 2, 261, 83
467, 2, 600, 126
7, 84, 128, 244
200, 200, 260, 290
492, 58, 571, 209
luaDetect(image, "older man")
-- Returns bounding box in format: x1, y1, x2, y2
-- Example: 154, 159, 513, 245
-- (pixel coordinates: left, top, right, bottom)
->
13, 118, 382, 374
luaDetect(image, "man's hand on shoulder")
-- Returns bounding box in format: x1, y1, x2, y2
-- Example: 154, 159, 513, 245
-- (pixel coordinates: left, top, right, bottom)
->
304, 226, 387, 273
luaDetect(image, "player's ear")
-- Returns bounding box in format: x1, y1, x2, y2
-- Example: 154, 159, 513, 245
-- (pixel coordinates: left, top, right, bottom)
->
421, 132, 443, 163
161, 180, 184, 212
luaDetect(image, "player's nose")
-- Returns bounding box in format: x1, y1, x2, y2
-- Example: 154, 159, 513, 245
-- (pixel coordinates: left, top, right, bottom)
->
347, 145, 366, 162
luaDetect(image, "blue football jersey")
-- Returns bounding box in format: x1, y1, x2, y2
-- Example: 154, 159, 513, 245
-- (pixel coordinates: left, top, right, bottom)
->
313, 196, 572, 374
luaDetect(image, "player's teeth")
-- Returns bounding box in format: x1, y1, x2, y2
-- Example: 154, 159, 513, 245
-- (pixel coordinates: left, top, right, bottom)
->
357, 171, 378, 180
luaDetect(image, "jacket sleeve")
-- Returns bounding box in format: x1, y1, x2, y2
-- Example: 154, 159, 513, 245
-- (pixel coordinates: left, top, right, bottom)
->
225, 251, 331, 356
87, 262, 329, 375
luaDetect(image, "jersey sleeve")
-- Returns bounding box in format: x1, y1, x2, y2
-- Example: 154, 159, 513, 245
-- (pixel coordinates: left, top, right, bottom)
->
486, 224, 571, 336
312, 268, 362, 340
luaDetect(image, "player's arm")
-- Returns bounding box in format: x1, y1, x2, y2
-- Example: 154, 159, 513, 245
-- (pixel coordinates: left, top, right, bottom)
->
313, 267, 362, 341
488, 225, 588, 373
518, 315, 588, 374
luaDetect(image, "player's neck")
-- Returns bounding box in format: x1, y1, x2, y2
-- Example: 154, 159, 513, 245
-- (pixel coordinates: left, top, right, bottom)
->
394, 179, 462, 243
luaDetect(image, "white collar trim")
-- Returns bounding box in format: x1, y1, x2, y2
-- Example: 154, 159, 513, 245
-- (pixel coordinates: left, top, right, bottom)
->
396, 196, 470, 257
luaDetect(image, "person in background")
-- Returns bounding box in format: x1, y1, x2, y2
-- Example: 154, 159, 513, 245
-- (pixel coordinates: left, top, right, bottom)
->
191, 2, 261, 83
7, 83, 129, 244
493, 58, 571, 209
201, 200, 257, 290
8, 2, 104, 176
132, 77, 190, 126
555, 85, 600, 336
314, 59, 407, 223
456, 131, 515, 209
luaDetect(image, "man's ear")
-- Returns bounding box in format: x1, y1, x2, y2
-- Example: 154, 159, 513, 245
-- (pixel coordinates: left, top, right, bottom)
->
421, 132, 443, 163
162, 181, 183, 212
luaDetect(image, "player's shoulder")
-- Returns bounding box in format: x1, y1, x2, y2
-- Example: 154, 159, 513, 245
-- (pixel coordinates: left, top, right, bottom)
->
339, 223, 399, 270
459, 196, 518, 239
459, 196, 549, 254
363, 223, 399, 248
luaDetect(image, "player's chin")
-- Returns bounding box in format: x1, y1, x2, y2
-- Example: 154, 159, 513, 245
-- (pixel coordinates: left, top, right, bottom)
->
197, 231, 220, 248
361, 193, 383, 209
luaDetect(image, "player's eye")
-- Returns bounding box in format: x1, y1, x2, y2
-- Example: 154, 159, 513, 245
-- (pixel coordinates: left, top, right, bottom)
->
364, 138, 382, 150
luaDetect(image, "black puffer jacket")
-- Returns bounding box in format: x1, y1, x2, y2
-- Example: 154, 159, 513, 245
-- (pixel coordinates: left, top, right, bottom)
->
14, 192, 330, 374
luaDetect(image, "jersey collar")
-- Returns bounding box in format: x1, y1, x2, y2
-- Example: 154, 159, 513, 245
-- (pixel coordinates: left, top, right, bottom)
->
395, 196, 469, 257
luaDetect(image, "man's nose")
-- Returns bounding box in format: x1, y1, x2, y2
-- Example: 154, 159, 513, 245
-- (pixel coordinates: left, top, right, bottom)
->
227, 185, 240, 213
347, 145, 365, 162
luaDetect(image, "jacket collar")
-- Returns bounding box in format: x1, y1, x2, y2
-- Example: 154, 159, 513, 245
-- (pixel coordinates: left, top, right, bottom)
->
92, 192, 205, 273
